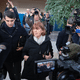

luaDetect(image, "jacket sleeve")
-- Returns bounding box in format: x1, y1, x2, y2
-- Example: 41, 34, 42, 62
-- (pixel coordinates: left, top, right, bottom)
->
19, 26, 29, 47
13, 7, 20, 23
22, 39, 29, 57
23, 15, 26, 25
56, 31, 63, 51
22, 40, 43, 65
49, 40, 53, 57
5, 7, 8, 11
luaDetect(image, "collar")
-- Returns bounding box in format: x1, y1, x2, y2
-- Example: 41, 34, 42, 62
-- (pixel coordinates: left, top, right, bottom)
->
33, 35, 46, 45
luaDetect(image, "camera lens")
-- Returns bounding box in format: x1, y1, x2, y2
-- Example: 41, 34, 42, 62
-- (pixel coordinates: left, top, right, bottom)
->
34, 10, 39, 15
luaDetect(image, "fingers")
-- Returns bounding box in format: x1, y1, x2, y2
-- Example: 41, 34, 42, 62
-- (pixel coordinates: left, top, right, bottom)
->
24, 55, 29, 61
16, 47, 23, 51
45, 54, 52, 59
59, 51, 62, 55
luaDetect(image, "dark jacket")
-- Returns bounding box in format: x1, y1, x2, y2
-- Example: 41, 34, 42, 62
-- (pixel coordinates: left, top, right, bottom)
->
21, 35, 53, 79
56, 29, 69, 51
23, 14, 31, 25
45, 17, 53, 35
0, 22, 28, 64
72, 33, 80, 44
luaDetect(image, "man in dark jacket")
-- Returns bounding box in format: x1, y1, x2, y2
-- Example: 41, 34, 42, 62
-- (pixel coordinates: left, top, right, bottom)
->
56, 20, 74, 51
45, 12, 53, 35
0, 10, 28, 80
72, 25, 80, 45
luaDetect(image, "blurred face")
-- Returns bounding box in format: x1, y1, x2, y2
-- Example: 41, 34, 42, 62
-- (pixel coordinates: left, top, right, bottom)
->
4, 16, 16, 27
26, 9, 30, 14
34, 15, 40, 21
31, 9, 35, 14
46, 13, 49, 18
32, 26, 43, 39
77, 26, 80, 29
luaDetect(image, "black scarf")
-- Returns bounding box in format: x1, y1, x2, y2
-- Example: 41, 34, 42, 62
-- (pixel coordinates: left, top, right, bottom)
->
5, 23, 16, 35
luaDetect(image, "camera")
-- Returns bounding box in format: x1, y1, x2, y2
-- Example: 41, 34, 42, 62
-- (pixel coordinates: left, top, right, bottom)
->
34, 45, 80, 80
65, 9, 80, 34
34, 59, 57, 80
57, 45, 80, 80
34, 10, 39, 15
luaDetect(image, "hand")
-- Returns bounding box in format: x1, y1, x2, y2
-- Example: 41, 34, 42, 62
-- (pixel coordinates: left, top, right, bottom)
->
8, 0, 14, 8
45, 52, 52, 59
23, 25, 26, 28
16, 47, 23, 51
50, 32, 52, 34
24, 55, 29, 61
6, 2, 10, 8
59, 51, 62, 55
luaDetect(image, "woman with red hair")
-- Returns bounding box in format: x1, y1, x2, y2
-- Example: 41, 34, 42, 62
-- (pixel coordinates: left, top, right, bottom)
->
21, 22, 53, 80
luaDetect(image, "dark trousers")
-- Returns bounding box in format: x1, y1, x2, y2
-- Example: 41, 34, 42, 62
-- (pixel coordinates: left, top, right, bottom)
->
3, 61, 21, 80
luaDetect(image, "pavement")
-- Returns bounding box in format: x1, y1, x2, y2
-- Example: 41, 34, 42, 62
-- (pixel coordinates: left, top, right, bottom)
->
3, 31, 60, 80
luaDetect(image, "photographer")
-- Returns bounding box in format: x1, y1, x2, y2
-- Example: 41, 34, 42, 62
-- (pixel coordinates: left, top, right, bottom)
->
72, 25, 80, 45
56, 19, 74, 52
45, 12, 53, 35
21, 22, 53, 80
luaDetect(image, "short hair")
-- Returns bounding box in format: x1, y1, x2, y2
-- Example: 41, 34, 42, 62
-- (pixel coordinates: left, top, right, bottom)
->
32, 22, 46, 36
4, 10, 15, 19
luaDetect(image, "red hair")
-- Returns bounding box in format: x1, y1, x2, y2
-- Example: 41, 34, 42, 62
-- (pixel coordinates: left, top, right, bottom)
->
32, 22, 46, 36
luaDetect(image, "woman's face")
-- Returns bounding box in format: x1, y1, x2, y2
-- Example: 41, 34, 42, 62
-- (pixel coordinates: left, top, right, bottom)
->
33, 26, 43, 39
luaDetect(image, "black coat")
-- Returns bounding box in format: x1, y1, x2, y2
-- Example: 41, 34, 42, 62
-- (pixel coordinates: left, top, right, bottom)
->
56, 29, 69, 51
72, 33, 80, 44
0, 22, 28, 67
21, 35, 53, 79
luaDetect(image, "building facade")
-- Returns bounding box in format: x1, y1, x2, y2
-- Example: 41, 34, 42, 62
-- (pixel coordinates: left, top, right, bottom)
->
0, 0, 46, 13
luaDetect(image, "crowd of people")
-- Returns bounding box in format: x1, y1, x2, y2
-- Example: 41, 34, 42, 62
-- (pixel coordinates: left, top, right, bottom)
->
1, 0, 80, 80
0, 0, 53, 80
22, 7, 53, 35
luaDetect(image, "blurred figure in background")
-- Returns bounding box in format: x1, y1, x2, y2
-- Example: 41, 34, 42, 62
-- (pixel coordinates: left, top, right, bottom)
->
23, 9, 30, 28
0, 12, 2, 25
45, 12, 53, 35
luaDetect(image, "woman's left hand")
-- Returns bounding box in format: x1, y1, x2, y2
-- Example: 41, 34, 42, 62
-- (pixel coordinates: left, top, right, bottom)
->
45, 52, 52, 59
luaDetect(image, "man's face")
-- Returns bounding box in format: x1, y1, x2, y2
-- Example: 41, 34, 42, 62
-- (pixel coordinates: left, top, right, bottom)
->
4, 16, 16, 27
46, 13, 49, 18
34, 15, 39, 21
77, 26, 80, 29
26, 9, 30, 14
